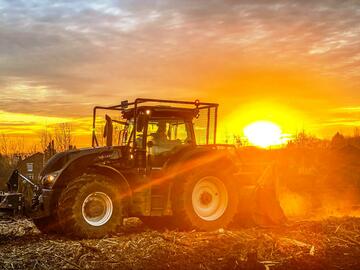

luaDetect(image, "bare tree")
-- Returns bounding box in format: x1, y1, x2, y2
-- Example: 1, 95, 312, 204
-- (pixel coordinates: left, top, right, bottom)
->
0, 134, 26, 156
13, 136, 25, 155
54, 123, 75, 152
0, 133, 9, 156
28, 143, 39, 155
354, 127, 360, 137
38, 126, 54, 151
0, 134, 29, 170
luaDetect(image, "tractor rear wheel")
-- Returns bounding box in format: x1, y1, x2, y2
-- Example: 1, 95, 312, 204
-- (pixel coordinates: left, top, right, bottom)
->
57, 174, 124, 238
173, 168, 239, 231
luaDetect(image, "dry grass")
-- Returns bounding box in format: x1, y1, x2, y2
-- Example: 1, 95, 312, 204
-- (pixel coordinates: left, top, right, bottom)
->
0, 217, 359, 270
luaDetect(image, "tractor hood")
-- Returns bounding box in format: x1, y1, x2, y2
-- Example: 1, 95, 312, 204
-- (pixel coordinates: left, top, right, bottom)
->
40, 146, 124, 179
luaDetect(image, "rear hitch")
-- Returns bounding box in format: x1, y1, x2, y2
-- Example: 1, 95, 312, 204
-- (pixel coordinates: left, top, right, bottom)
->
0, 191, 24, 216
0, 170, 42, 216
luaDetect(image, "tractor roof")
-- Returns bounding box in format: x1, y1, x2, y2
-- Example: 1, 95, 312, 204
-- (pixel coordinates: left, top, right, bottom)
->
122, 106, 199, 120
93, 98, 218, 120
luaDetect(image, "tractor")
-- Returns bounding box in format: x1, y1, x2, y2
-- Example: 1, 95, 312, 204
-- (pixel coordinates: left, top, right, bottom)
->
0, 98, 285, 238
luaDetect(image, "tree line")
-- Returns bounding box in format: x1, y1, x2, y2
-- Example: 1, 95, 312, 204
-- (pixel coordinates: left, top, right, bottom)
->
0, 123, 75, 184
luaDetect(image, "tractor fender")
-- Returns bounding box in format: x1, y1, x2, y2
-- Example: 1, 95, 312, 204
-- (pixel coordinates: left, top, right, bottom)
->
47, 154, 132, 217
48, 153, 99, 206
50, 150, 133, 204
40, 149, 120, 215
87, 164, 133, 199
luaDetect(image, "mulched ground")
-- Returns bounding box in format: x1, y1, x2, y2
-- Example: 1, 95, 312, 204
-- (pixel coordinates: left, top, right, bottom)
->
0, 217, 359, 270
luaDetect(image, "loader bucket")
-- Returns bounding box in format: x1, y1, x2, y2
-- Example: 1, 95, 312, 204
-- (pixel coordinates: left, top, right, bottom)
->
236, 164, 287, 227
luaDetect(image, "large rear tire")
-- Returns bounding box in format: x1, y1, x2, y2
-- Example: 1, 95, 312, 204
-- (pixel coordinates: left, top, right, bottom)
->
57, 174, 124, 238
173, 168, 239, 231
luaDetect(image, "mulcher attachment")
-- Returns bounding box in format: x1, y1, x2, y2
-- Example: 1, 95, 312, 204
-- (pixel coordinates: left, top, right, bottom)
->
236, 164, 287, 227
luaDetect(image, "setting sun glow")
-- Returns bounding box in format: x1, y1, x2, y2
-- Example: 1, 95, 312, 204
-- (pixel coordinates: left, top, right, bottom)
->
244, 121, 283, 148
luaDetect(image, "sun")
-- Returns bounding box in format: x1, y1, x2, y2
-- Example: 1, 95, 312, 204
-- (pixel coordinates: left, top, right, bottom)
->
244, 121, 282, 148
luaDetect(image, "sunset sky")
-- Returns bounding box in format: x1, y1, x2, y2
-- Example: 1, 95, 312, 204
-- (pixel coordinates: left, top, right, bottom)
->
1, 0, 360, 149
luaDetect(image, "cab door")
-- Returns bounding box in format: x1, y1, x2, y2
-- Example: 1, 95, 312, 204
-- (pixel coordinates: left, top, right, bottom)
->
144, 118, 192, 215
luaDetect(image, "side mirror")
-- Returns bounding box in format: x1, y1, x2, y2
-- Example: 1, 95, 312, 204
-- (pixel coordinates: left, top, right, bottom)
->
104, 114, 113, 146
137, 113, 146, 132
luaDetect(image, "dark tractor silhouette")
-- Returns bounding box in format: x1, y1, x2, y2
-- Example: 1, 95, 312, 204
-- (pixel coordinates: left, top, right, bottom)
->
0, 98, 285, 238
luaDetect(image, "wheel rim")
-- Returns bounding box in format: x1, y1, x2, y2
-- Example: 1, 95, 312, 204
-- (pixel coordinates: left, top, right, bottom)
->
82, 192, 113, 226
191, 176, 229, 221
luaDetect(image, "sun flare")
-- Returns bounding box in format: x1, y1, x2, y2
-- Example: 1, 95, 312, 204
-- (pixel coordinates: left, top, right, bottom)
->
244, 121, 283, 148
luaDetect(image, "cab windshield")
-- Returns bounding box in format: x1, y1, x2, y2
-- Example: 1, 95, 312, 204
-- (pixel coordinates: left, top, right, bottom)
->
116, 120, 133, 146
93, 112, 134, 147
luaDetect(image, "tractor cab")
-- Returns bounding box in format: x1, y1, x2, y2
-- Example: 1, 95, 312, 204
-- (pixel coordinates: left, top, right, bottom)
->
130, 106, 196, 168
92, 99, 219, 171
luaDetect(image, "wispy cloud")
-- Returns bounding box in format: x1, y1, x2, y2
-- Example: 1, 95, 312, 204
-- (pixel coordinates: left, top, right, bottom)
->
0, 0, 360, 138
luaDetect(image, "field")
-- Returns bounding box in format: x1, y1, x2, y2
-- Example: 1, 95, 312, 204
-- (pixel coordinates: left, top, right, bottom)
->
0, 217, 359, 270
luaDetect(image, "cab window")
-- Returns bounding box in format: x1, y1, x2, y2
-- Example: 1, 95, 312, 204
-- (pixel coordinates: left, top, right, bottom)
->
147, 119, 191, 156
168, 121, 190, 143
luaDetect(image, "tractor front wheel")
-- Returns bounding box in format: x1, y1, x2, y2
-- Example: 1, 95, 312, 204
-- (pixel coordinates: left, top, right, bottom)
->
57, 174, 124, 238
